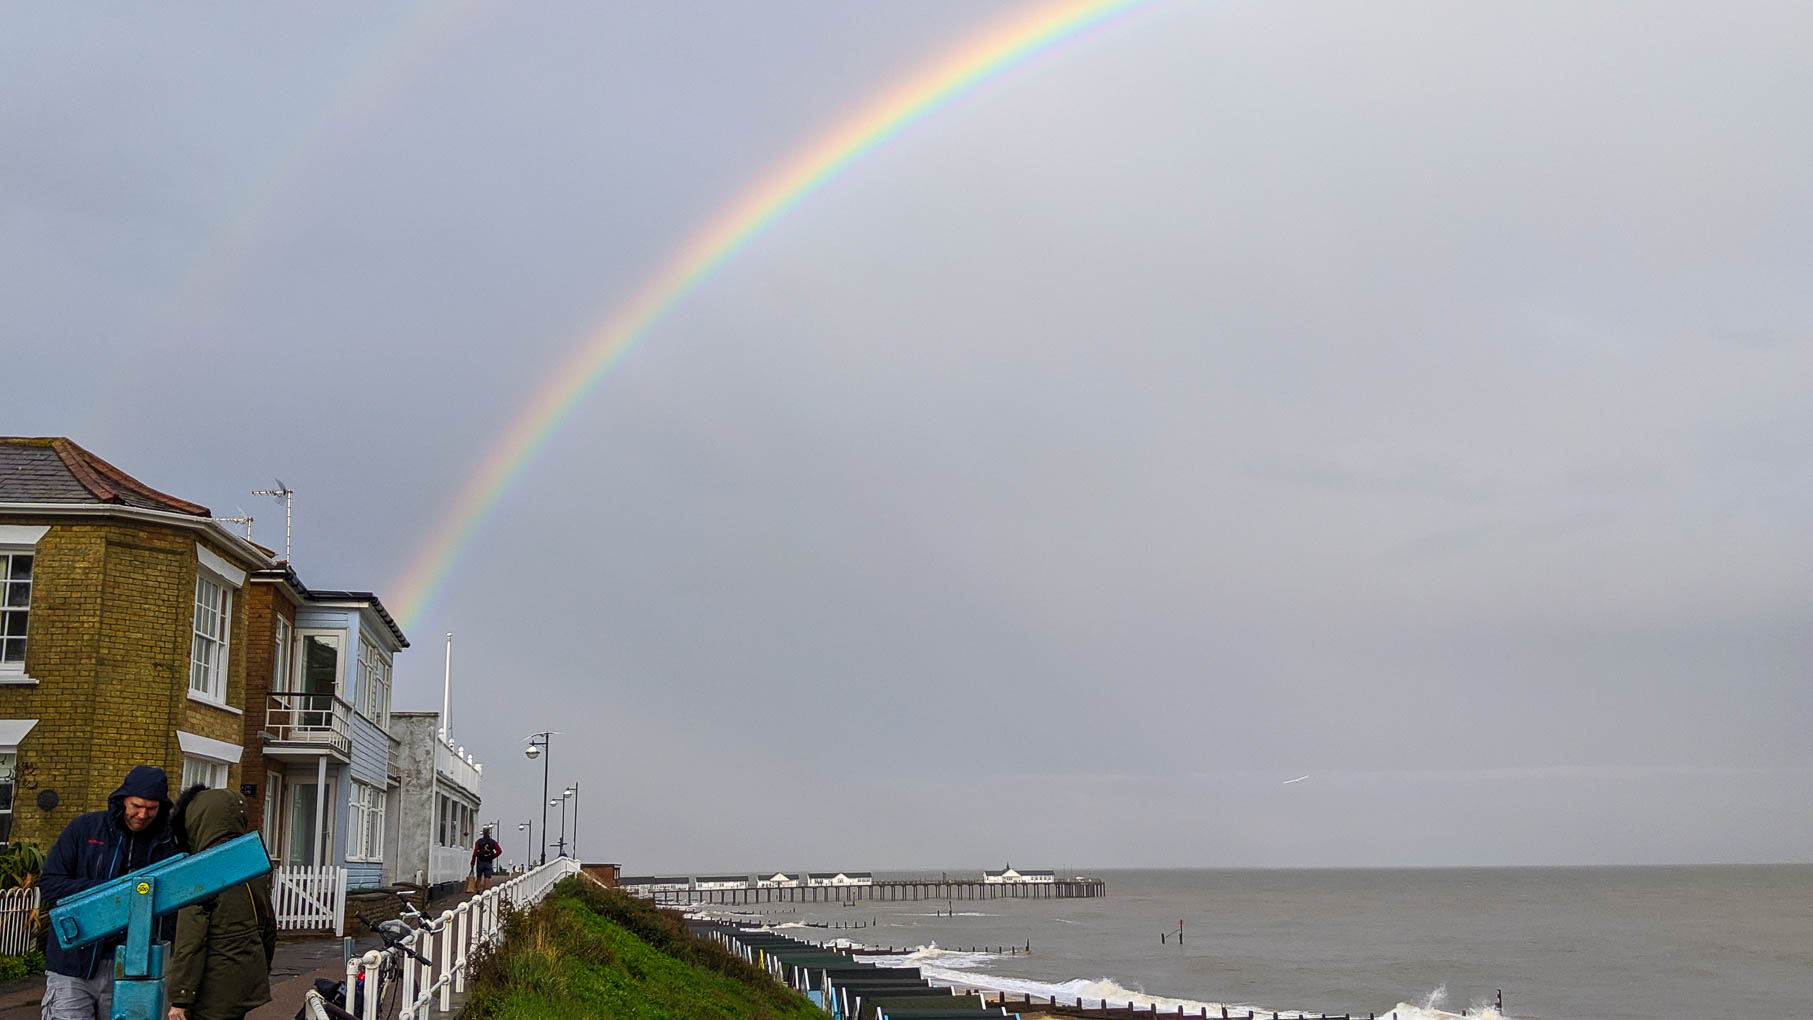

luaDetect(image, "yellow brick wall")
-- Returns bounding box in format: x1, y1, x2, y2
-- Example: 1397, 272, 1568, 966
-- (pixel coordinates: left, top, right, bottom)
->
0, 519, 259, 846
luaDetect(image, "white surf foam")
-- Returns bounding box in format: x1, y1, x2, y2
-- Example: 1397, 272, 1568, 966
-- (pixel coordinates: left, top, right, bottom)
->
865, 949, 1504, 1019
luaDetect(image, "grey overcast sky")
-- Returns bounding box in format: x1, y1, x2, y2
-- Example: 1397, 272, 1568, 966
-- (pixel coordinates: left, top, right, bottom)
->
5, 1, 1809, 871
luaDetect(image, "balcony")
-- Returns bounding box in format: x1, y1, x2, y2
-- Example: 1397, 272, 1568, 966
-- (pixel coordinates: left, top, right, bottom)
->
263, 692, 353, 761
434, 740, 483, 799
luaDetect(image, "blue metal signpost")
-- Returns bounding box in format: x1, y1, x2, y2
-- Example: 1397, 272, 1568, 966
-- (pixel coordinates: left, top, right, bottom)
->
47, 833, 272, 1020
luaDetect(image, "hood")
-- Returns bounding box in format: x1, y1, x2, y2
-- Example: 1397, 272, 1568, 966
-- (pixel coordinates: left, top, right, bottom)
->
174, 787, 250, 853
107, 765, 174, 838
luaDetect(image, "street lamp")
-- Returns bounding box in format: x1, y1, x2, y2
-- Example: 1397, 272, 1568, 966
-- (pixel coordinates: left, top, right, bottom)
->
525, 732, 555, 865
565, 783, 581, 862
550, 797, 567, 858
517, 820, 533, 872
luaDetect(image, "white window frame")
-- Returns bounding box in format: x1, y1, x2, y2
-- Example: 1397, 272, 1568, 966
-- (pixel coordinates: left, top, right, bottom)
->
273, 615, 293, 692
295, 629, 346, 700
0, 750, 16, 847
355, 636, 391, 728
175, 730, 240, 795
0, 720, 34, 848
346, 782, 386, 862
0, 527, 47, 682
261, 770, 282, 857
181, 755, 229, 790
346, 784, 367, 862
189, 572, 233, 704
367, 788, 385, 860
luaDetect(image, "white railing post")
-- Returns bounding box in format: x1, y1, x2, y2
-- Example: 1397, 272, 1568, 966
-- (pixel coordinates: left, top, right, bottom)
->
343, 954, 362, 1014
438, 910, 455, 1012
453, 902, 470, 994
359, 950, 382, 1020
334, 868, 348, 936
399, 931, 419, 1020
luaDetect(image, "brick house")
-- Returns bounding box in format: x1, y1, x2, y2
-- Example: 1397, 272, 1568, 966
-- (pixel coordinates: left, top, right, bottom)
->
0, 437, 271, 847
239, 565, 409, 890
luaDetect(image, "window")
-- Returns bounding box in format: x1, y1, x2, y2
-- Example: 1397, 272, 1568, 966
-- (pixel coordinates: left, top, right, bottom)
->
299, 632, 341, 696
346, 784, 366, 861
435, 794, 475, 848
0, 752, 14, 845
295, 631, 343, 729
355, 637, 391, 727
368, 788, 385, 860
181, 755, 228, 790
347, 782, 385, 861
261, 771, 281, 856
273, 616, 292, 691
189, 573, 231, 701
0, 552, 31, 671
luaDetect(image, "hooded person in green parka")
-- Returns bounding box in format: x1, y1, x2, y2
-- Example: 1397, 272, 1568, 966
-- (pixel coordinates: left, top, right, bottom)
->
166, 786, 279, 1020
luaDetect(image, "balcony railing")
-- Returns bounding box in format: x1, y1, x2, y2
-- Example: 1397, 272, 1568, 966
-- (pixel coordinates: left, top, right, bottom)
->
434, 739, 483, 797
265, 692, 352, 757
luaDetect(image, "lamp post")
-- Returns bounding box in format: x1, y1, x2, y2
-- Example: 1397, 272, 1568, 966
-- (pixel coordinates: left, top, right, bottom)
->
551, 797, 567, 859
524, 732, 554, 865
565, 783, 581, 862
517, 820, 533, 873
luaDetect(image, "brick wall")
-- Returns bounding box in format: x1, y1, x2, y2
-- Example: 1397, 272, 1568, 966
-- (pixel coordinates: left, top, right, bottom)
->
239, 580, 296, 840
0, 518, 260, 846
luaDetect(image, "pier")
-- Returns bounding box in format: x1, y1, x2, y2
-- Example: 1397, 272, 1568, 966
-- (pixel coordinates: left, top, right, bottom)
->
629, 876, 1106, 906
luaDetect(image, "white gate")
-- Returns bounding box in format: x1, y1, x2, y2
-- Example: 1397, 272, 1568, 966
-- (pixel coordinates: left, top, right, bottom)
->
0, 887, 38, 955
272, 866, 348, 936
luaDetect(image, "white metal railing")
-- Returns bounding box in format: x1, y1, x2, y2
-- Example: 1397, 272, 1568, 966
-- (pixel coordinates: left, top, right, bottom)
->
265, 692, 353, 756
272, 865, 348, 936
433, 740, 483, 798
0, 887, 39, 955
345, 856, 582, 1020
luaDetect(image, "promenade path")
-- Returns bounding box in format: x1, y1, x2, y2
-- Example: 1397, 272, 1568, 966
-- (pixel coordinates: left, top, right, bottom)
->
0, 888, 485, 1020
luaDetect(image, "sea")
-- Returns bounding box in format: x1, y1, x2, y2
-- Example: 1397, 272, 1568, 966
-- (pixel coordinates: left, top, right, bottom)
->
693, 866, 1812, 1020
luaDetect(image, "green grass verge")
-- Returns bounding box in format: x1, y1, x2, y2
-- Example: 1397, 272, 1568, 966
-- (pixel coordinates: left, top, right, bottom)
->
463, 878, 823, 1020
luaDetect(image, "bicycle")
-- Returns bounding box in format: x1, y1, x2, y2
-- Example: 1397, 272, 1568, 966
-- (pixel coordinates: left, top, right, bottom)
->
295, 892, 444, 1020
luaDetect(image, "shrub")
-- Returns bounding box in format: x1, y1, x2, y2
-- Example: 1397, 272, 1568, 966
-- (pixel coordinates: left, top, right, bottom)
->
0, 951, 45, 981
0, 844, 45, 891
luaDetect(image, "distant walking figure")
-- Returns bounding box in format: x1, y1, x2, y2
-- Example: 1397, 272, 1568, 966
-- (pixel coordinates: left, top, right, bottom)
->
1495, 989, 1503, 1014
471, 827, 503, 891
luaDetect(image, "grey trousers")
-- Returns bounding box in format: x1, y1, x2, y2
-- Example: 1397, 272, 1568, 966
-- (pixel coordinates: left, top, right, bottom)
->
41, 970, 112, 1020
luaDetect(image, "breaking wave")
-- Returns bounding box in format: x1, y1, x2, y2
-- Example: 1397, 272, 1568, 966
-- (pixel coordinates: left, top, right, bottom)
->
863, 948, 1502, 1019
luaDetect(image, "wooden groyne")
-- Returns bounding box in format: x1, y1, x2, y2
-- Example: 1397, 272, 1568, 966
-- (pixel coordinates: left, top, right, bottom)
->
642, 877, 1106, 906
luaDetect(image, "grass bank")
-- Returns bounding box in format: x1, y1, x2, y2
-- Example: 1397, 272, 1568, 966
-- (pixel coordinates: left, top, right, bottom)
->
463, 877, 822, 1020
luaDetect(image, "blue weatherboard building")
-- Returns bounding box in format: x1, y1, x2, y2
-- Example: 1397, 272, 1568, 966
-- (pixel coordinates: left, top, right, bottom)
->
253, 571, 407, 891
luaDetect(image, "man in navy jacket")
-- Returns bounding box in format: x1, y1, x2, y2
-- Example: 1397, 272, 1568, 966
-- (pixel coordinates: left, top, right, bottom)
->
37, 765, 178, 1020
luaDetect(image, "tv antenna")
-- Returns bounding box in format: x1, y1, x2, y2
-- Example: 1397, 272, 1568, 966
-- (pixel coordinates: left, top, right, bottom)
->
210, 507, 255, 539
251, 479, 293, 561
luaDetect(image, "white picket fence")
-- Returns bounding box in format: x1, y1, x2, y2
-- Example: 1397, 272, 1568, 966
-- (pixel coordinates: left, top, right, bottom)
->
0, 887, 38, 955
272, 865, 348, 936
339, 856, 582, 1020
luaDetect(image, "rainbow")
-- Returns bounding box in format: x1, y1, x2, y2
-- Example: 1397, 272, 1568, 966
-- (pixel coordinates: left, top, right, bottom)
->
390, 0, 1155, 628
